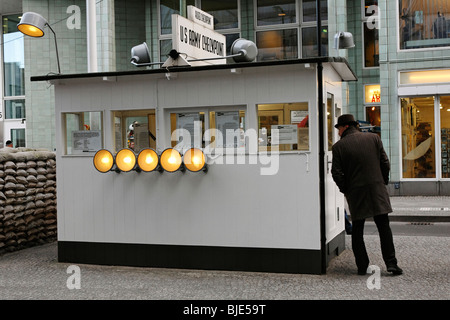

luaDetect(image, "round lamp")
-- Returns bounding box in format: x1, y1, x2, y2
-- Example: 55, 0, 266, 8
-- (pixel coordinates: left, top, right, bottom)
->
137, 148, 160, 172
183, 148, 207, 172
93, 149, 114, 173
160, 148, 183, 172
17, 12, 47, 37
115, 149, 136, 172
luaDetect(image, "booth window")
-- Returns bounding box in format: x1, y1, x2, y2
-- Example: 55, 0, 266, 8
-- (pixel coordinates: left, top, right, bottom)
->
113, 109, 156, 153
63, 112, 103, 155
170, 108, 246, 150
399, 0, 450, 50
257, 103, 309, 152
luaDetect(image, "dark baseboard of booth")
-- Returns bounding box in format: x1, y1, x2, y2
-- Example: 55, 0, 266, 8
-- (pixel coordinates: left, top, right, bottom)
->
58, 235, 345, 275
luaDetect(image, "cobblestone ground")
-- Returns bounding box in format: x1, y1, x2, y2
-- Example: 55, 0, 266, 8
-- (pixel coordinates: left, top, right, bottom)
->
0, 235, 448, 300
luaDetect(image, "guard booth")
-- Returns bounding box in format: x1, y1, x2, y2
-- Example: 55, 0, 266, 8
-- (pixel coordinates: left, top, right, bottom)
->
32, 56, 356, 274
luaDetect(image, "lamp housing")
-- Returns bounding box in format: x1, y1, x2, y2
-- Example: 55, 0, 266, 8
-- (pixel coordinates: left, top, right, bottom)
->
230, 38, 258, 62
115, 148, 137, 172
17, 12, 47, 37
333, 32, 355, 49
183, 148, 207, 172
160, 148, 184, 172
93, 149, 115, 173
137, 148, 161, 172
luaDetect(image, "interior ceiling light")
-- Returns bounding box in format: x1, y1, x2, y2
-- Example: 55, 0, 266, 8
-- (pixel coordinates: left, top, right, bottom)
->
183, 148, 208, 172
160, 148, 184, 173
115, 149, 136, 172
93, 149, 115, 173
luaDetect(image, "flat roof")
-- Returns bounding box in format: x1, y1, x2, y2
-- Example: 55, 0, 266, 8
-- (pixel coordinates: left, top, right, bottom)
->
31, 56, 357, 83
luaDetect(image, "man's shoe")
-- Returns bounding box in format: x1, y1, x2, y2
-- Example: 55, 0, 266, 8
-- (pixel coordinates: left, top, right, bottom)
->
387, 265, 403, 275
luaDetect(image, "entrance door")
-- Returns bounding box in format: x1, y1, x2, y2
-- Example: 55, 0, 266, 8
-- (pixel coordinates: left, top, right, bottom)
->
324, 92, 344, 242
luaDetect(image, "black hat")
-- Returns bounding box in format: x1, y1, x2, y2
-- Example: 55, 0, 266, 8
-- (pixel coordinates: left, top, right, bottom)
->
335, 114, 358, 128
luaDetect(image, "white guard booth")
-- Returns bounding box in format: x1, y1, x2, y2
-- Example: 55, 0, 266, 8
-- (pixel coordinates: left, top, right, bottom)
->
32, 57, 356, 274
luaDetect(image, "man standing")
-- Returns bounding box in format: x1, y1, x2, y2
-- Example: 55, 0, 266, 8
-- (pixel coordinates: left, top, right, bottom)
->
331, 114, 403, 276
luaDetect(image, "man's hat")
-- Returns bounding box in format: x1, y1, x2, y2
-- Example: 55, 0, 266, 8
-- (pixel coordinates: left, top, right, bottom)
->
335, 114, 358, 128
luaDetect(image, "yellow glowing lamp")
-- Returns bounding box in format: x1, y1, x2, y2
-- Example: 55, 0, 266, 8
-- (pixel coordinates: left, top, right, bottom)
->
183, 148, 207, 172
93, 149, 114, 173
160, 148, 183, 172
17, 12, 47, 37
137, 148, 160, 172
115, 149, 136, 172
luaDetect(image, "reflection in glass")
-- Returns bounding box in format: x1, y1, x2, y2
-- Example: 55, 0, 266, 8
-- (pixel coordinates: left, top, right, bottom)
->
302, 27, 328, 57
302, 0, 328, 22
5, 99, 26, 119
3, 15, 25, 97
160, 0, 195, 35
257, 0, 296, 26
364, 22, 379, 67
256, 29, 298, 61
201, 0, 238, 30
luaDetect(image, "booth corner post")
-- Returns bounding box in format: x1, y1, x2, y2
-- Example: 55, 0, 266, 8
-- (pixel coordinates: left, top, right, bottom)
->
316, 0, 327, 275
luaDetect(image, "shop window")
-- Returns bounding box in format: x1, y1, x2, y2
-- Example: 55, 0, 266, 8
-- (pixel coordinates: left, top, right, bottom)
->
201, 0, 238, 30
256, 0, 297, 26
170, 112, 205, 149
257, 103, 309, 152
401, 97, 435, 178
113, 110, 156, 153
399, 0, 450, 50
440, 96, 450, 179
63, 112, 103, 155
365, 106, 381, 135
256, 29, 298, 61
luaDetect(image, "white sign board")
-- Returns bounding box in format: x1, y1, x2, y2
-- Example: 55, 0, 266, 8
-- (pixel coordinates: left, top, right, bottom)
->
187, 6, 214, 30
172, 14, 226, 65
271, 125, 298, 145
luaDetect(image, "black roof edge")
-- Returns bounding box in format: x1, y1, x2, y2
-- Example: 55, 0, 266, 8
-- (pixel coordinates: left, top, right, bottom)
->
30, 56, 357, 82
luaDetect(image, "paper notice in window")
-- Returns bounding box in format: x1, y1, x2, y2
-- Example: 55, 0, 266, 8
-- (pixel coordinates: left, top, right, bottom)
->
271, 125, 298, 145
72, 130, 102, 153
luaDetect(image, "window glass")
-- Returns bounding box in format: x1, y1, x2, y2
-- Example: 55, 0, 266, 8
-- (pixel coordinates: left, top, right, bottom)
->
5, 99, 26, 119
302, 0, 328, 22
401, 97, 435, 178
113, 110, 156, 153
256, 29, 298, 61
10, 129, 25, 148
399, 0, 450, 50
365, 106, 381, 135
160, 0, 195, 35
301, 26, 328, 57
257, 0, 296, 26
201, 0, 238, 30
170, 112, 205, 149
440, 96, 450, 179
3, 14, 25, 97
363, 22, 379, 67
364, 0, 378, 18
63, 112, 103, 155
257, 103, 309, 152
209, 110, 246, 149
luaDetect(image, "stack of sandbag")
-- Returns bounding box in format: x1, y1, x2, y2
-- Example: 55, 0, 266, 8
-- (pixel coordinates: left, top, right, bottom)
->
0, 147, 57, 254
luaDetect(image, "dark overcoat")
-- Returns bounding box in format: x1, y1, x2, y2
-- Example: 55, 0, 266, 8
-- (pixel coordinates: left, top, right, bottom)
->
331, 126, 392, 221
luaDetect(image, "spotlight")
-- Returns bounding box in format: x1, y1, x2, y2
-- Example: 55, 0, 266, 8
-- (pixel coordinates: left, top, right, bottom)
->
115, 148, 136, 172
160, 148, 184, 172
93, 149, 114, 173
137, 148, 162, 172
183, 148, 207, 172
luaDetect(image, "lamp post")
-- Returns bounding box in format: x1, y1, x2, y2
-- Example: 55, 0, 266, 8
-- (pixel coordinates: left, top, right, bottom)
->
17, 12, 61, 74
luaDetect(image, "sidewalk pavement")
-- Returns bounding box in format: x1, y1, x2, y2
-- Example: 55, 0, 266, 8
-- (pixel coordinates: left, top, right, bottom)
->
389, 196, 450, 222
0, 196, 448, 305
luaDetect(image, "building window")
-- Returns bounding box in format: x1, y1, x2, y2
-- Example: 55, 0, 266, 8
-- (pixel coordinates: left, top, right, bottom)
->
399, 0, 450, 50
401, 97, 435, 179
5, 99, 26, 119
256, 29, 298, 61
10, 129, 25, 148
440, 96, 450, 179
160, 0, 196, 35
113, 110, 156, 153
302, 0, 327, 22
301, 26, 328, 57
257, 103, 309, 152
201, 0, 239, 30
3, 14, 25, 97
256, 0, 297, 26
362, 1, 379, 68
63, 112, 103, 155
